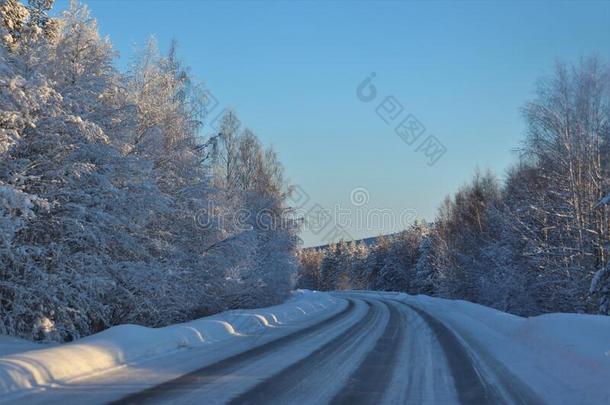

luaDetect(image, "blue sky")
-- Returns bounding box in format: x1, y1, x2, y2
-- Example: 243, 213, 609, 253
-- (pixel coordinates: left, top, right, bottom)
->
55, 0, 610, 246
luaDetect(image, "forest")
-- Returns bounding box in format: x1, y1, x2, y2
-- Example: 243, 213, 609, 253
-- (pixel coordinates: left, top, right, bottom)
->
1, 0, 609, 345
0, 0, 298, 341
298, 58, 610, 318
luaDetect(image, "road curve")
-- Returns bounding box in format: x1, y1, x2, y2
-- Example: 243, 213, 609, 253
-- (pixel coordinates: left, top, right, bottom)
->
113, 298, 370, 404
24, 293, 545, 405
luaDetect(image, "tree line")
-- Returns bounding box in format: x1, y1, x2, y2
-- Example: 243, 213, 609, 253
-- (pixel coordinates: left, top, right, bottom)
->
0, 0, 298, 341
299, 57, 610, 317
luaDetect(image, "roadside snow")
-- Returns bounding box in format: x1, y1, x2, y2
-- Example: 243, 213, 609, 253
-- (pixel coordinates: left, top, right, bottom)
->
0, 290, 342, 400
0, 337, 52, 357
412, 296, 610, 404
356, 291, 610, 404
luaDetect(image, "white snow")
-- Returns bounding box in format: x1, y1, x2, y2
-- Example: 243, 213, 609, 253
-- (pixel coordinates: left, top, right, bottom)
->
1, 290, 608, 404
357, 291, 610, 404
0, 290, 342, 401
0, 337, 52, 357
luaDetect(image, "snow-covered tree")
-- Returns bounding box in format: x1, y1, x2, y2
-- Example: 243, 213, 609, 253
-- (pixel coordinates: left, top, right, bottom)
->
0, 0, 57, 51
297, 248, 324, 290
43, 1, 117, 122
507, 58, 610, 313
0, 0, 299, 341
590, 264, 610, 315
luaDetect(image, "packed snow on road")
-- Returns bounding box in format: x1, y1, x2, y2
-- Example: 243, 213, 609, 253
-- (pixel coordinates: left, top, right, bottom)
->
0, 290, 608, 405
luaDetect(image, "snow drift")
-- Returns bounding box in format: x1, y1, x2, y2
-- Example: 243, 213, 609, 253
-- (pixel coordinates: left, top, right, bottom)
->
0, 290, 342, 400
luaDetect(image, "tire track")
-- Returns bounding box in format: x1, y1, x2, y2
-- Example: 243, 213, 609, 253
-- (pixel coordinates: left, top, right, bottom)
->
228, 299, 384, 405
112, 299, 358, 404
400, 302, 545, 405
330, 300, 404, 404
396, 302, 500, 404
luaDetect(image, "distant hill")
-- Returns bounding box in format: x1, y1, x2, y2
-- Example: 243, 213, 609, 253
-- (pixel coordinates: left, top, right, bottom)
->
303, 232, 400, 251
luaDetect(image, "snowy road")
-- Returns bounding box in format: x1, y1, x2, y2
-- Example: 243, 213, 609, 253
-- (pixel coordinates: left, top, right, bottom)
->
3, 291, 608, 404
93, 293, 543, 405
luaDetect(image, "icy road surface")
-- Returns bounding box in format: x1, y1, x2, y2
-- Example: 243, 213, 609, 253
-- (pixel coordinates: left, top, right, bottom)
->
12, 293, 547, 405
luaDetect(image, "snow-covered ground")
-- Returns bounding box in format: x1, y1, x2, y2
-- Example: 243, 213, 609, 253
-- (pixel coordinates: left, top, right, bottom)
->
0, 290, 343, 403
356, 291, 610, 404
0, 336, 53, 357
0, 290, 608, 404
406, 294, 610, 404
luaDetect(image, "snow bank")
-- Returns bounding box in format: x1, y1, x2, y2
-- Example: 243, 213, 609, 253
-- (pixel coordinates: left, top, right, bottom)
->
0, 337, 52, 358
356, 291, 610, 404
0, 290, 342, 398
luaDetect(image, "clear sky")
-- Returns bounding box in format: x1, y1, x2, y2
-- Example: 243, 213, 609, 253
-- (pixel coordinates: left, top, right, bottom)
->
55, 0, 610, 247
